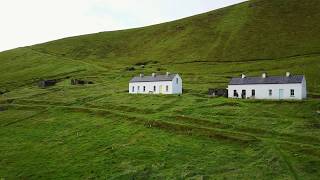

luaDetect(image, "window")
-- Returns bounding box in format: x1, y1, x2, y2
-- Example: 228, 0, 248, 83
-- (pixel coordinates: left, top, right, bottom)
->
166, 85, 169, 92
269, 89, 272, 96
143, 86, 146, 92
176, 78, 179, 84
252, 89, 256, 96
154, 86, 156, 92
241, 90, 246, 99
138, 86, 140, 92
233, 90, 238, 97
290, 89, 295, 96
132, 86, 135, 92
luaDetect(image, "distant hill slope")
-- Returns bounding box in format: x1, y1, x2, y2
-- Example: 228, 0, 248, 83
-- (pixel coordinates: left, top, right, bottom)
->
0, 0, 319, 94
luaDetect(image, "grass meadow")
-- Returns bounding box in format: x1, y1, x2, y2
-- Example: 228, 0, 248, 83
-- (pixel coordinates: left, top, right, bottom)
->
1, 0, 320, 178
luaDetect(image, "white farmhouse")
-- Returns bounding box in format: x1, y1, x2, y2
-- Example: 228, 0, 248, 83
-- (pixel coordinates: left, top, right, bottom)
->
129, 72, 182, 94
228, 72, 307, 100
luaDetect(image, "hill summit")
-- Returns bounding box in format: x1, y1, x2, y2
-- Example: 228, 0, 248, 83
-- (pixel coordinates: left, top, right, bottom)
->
0, 0, 319, 94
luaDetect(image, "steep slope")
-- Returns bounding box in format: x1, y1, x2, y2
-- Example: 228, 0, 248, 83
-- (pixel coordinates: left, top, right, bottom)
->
0, 0, 320, 93
33, 0, 320, 62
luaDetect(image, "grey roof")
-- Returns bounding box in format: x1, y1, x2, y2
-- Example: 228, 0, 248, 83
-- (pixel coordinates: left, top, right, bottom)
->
130, 74, 177, 83
229, 75, 304, 85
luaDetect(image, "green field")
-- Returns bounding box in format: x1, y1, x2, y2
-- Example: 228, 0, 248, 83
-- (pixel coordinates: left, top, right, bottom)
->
1, 0, 320, 179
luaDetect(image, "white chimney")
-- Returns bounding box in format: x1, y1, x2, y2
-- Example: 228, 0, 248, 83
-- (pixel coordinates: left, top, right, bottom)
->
140, 73, 144, 78
152, 73, 156, 77
286, 72, 291, 77
241, 74, 246, 79
262, 73, 267, 78
166, 72, 170, 76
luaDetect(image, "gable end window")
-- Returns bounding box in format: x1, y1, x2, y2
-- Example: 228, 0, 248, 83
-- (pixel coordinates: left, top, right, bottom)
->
269, 89, 272, 96
176, 78, 179, 84
290, 89, 295, 97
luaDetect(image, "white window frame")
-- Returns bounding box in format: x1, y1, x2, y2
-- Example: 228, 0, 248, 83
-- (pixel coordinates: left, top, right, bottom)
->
290, 89, 295, 97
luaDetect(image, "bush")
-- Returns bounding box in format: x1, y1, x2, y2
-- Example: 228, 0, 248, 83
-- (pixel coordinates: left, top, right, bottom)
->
126, 67, 135, 71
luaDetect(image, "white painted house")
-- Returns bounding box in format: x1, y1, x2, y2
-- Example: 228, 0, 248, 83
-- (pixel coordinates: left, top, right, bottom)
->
228, 72, 307, 100
129, 72, 182, 94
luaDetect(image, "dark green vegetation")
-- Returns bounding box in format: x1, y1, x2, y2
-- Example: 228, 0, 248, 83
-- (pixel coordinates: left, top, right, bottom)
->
1, 0, 320, 179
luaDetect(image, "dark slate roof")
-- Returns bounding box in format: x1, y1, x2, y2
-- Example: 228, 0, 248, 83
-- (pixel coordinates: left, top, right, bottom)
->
229, 75, 304, 85
130, 74, 177, 83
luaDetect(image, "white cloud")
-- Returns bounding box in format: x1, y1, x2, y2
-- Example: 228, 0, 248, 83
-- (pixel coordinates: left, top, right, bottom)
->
0, 0, 246, 52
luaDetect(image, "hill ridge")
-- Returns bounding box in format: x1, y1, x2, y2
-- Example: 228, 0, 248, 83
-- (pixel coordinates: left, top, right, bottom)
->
0, 0, 319, 93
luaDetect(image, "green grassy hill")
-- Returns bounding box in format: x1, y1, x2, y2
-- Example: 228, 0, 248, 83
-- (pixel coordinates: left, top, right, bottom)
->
1, 0, 320, 179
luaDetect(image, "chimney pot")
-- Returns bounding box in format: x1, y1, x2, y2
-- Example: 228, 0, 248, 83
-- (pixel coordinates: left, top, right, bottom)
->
166, 72, 170, 76
286, 72, 291, 77
262, 73, 267, 78
241, 74, 246, 79
140, 73, 144, 78
152, 73, 156, 77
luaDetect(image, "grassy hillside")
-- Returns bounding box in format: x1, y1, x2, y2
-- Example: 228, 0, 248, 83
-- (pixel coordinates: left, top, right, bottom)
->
1, 0, 320, 179
1, 0, 320, 93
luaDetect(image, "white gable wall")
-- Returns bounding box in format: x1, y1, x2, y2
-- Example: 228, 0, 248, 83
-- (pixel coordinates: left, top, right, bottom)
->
172, 74, 183, 94
302, 77, 307, 99
228, 83, 305, 100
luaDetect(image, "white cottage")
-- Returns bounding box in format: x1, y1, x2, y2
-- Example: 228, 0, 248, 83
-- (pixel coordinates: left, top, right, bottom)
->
129, 72, 182, 94
228, 72, 307, 100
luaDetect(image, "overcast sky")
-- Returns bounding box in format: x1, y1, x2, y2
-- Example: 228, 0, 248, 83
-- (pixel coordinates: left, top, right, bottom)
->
0, 0, 246, 52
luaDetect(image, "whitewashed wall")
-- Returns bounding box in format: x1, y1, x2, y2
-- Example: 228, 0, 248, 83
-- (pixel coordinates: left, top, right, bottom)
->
228, 82, 306, 100
129, 75, 182, 95
302, 78, 307, 99
172, 74, 183, 94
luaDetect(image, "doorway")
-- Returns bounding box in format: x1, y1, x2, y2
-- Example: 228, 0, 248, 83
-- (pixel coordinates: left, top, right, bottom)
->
159, 85, 163, 94
241, 90, 246, 99
279, 89, 284, 99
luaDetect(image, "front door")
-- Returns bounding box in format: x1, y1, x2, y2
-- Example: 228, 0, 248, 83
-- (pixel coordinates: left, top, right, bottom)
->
159, 85, 163, 94
279, 89, 284, 99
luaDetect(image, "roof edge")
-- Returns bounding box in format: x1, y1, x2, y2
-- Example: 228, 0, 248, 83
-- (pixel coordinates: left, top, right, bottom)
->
228, 82, 304, 85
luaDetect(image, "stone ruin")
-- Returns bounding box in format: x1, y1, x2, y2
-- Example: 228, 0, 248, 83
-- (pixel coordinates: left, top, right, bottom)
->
208, 88, 228, 97
38, 79, 58, 88
71, 79, 94, 85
